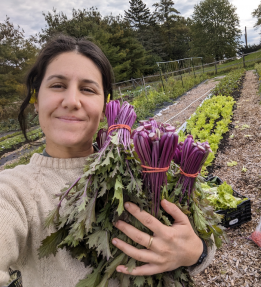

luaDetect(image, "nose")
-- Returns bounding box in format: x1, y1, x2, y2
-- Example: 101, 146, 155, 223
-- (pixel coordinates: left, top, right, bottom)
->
61, 85, 81, 110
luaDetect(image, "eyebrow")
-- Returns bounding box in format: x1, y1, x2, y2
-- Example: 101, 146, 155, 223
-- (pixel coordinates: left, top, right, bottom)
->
46, 74, 101, 88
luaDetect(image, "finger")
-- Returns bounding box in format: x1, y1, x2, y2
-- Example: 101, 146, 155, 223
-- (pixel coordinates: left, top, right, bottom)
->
115, 220, 153, 249
116, 264, 164, 276
161, 199, 189, 225
112, 238, 158, 263
124, 202, 164, 234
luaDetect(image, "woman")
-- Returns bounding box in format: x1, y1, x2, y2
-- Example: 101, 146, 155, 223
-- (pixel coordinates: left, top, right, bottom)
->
0, 35, 215, 287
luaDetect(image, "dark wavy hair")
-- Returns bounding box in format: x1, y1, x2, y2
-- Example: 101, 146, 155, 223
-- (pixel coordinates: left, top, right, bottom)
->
18, 35, 114, 141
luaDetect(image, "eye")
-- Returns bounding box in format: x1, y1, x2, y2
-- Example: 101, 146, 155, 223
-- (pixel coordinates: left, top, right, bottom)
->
51, 84, 64, 89
82, 87, 95, 94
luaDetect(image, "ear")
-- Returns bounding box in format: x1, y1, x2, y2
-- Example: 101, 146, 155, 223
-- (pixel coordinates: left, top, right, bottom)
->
100, 111, 105, 122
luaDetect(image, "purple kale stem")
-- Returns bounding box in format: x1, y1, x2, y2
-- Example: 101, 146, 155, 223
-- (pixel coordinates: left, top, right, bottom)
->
58, 177, 82, 208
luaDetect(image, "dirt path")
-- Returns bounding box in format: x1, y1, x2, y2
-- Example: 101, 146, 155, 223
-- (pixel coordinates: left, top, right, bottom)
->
193, 70, 261, 286
154, 78, 222, 128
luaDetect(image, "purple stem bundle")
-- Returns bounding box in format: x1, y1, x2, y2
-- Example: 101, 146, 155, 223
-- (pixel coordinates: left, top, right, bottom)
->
133, 119, 178, 216
175, 136, 212, 203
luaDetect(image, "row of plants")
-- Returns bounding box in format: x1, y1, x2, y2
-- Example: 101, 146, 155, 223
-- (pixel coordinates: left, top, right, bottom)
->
131, 73, 208, 124
255, 62, 261, 95
0, 127, 43, 155
0, 112, 39, 133
4, 144, 45, 169
212, 69, 245, 96
179, 69, 245, 174
0, 130, 23, 142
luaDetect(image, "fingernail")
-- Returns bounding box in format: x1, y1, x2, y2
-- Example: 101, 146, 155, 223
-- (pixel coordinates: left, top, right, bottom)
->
116, 268, 122, 273
125, 203, 130, 209
112, 239, 117, 245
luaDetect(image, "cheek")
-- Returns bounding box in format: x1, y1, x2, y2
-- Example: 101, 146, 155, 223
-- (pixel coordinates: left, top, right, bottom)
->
83, 98, 104, 119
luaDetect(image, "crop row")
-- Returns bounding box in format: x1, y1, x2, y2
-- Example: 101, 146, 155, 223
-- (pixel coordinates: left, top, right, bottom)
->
0, 127, 43, 155
4, 145, 45, 170
179, 69, 245, 174
131, 73, 208, 124
212, 69, 245, 96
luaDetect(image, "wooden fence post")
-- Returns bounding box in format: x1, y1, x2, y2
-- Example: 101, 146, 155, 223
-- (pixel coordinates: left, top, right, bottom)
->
118, 86, 123, 103
142, 75, 148, 102
159, 69, 165, 92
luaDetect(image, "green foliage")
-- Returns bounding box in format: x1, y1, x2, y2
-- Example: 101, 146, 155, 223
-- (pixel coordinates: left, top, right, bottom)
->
4, 144, 45, 169
124, 0, 152, 29
255, 62, 261, 95
0, 17, 38, 101
252, 2, 261, 28
190, 0, 241, 61
0, 127, 43, 154
202, 181, 248, 210
0, 112, 39, 132
132, 73, 208, 124
40, 8, 151, 82
212, 69, 244, 96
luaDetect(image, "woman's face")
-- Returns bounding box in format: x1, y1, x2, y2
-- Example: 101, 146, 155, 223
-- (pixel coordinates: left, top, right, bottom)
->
35, 51, 105, 157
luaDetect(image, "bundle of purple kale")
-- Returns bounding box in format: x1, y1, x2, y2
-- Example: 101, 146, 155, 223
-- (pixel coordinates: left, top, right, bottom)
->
39, 101, 224, 287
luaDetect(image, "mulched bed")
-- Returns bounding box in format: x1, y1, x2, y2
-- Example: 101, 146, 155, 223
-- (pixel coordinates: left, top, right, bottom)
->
193, 70, 261, 286
154, 78, 221, 128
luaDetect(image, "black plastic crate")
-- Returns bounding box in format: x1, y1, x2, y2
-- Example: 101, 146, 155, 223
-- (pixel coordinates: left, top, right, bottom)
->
205, 176, 252, 228
7, 269, 22, 287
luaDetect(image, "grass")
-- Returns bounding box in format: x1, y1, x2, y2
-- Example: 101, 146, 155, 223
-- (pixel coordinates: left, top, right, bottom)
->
254, 62, 261, 95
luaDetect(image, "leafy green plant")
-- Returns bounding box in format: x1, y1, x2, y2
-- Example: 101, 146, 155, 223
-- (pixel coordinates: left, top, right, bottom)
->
179, 69, 245, 174
201, 181, 247, 211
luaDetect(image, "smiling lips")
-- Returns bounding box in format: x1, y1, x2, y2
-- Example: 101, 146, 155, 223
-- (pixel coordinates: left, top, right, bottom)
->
57, 116, 83, 122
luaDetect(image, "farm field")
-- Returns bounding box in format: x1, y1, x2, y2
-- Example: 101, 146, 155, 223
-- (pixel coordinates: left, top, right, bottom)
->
193, 71, 261, 286
0, 69, 260, 287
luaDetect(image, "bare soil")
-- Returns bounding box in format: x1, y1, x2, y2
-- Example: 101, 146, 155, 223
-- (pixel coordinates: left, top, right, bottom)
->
193, 70, 261, 287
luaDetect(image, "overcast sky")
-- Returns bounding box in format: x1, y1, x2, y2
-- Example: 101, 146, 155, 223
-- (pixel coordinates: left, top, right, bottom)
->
1, 0, 260, 45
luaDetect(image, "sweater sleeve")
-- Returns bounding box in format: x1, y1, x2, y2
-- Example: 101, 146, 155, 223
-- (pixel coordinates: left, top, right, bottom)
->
187, 236, 216, 276
0, 180, 29, 286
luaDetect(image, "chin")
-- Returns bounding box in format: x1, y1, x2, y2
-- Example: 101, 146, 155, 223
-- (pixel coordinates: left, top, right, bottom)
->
52, 132, 91, 148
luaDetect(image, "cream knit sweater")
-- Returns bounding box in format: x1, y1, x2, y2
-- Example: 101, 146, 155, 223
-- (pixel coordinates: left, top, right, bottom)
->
0, 153, 216, 287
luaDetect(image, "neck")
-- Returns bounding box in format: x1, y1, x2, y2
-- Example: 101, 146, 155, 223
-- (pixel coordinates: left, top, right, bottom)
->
45, 141, 94, 159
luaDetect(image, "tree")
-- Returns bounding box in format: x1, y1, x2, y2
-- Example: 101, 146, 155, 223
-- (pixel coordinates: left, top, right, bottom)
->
151, 0, 189, 60
190, 0, 241, 61
252, 2, 261, 28
153, 0, 179, 24
0, 17, 38, 101
124, 0, 152, 30
40, 8, 152, 81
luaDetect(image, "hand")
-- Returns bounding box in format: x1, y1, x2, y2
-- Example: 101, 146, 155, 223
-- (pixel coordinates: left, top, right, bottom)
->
112, 199, 203, 276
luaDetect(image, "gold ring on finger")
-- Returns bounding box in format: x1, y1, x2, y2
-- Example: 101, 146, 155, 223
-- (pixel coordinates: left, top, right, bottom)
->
147, 235, 153, 250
